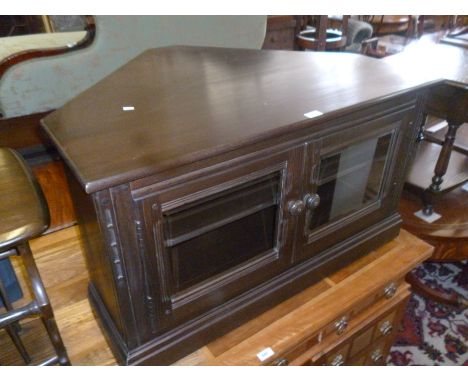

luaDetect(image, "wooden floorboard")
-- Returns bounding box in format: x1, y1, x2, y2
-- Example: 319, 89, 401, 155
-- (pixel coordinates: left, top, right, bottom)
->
0, 226, 116, 366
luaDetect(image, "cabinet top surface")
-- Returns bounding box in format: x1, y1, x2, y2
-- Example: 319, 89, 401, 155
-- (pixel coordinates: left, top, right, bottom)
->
41, 46, 436, 193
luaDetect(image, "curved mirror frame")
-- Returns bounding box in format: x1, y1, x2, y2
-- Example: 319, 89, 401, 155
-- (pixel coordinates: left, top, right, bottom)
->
0, 16, 95, 79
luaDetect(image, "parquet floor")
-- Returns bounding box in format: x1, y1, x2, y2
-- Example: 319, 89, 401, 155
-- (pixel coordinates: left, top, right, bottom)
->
0, 226, 116, 366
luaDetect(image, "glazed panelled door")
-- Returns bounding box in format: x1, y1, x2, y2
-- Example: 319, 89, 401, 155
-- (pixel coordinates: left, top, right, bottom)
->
136, 145, 305, 329
298, 107, 416, 260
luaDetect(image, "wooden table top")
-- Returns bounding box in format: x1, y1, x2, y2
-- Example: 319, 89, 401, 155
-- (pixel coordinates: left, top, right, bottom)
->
41, 46, 438, 194
173, 229, 433, 365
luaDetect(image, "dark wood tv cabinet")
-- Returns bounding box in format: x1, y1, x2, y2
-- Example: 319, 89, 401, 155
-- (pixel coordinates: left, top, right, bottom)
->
41, 46, 437, 365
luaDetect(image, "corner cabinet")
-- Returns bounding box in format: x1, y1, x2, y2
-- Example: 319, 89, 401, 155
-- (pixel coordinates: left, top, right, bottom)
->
70, 100, 419, 365
40, 46, 432, 365
128, 105, 417, 336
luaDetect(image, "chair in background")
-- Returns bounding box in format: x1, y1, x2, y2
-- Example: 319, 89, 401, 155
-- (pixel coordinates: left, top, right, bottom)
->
0, 148, 70, 365
346, 18, 374, 53
296, 15, 350, 51
360, 15, 416, 38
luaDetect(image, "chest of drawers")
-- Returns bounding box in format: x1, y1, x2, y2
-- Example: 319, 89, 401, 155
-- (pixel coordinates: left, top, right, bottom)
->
41, 46, 436, 364
174, 230, 432, 366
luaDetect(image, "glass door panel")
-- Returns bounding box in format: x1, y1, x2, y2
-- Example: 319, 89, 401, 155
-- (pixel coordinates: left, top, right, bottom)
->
162, 173, 280, 292
309, 133, 392, 231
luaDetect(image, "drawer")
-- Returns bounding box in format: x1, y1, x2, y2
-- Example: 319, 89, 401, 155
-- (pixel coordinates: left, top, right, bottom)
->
349, 325, 374, 358
313, 279, 402, 344
285, 282, 409, 366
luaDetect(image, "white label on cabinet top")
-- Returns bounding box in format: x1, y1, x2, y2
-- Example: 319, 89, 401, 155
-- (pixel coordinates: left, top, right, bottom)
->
257, 347, 275, 362
304, 110, 323, 119
122, 106, 135, 111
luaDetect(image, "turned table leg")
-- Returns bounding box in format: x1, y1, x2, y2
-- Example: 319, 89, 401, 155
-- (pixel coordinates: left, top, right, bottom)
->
422, 122, 460, 215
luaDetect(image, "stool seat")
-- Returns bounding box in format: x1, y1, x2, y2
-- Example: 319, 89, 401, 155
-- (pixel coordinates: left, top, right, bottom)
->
0, 148, 49, 252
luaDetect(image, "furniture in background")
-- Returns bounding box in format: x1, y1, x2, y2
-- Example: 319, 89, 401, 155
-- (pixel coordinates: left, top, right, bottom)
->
262, 16, 373, 54
384, 37, 467, 219
0, 148, 70, 365
399, 186, 468, 307
0, 260, 28, 363
441, 26, 468, 49
417, 16, 457, 38
345, 18, 374, 53
361, 19, 468, 58
383, 34, 468, 307
360, 15, 416, 38
262, 16, 302, 50
42, 45, 432, 365
0, 16, 46, 37
296, 16, 350, 51
0, 258, 23, 309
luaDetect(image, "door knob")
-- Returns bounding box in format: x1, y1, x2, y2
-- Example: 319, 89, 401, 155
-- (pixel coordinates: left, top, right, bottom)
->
304, 193, 321, 209
288, 200, 305, 216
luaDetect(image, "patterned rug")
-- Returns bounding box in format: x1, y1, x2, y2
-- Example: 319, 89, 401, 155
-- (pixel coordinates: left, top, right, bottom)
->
387, 261, 468, 366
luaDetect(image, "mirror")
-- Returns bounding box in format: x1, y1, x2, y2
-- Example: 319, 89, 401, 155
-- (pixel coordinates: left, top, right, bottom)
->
0, 16, 95, 77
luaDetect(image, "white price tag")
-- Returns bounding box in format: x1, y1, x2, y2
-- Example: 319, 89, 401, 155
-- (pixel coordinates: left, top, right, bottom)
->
122, 106, 135, 111
304, 110, 323, 119
256, 347, 275, 362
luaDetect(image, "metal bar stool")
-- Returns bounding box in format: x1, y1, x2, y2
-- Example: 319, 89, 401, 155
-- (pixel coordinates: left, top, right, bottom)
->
0, 148, 70, 365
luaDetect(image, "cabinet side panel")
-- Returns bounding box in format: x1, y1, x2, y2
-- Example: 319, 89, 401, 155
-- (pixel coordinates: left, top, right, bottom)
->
64, 166, 125, 337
